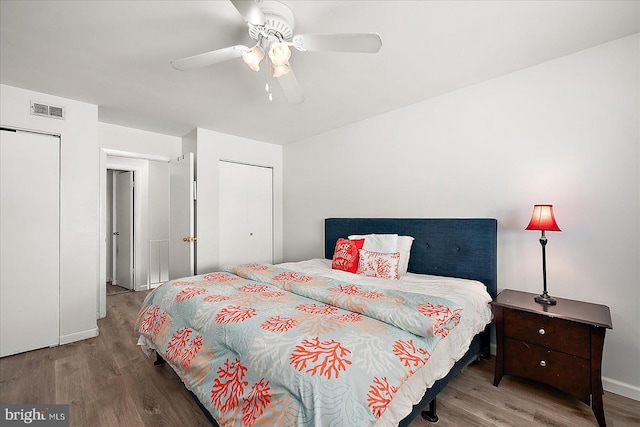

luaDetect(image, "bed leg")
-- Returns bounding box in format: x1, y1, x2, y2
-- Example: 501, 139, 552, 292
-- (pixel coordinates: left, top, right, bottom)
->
476, 351, 490, 363
153, 352, 166, 366
421, 398, 439, 423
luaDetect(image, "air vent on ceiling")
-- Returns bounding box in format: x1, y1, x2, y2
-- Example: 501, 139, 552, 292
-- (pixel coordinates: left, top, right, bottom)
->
30, 101, 65, 120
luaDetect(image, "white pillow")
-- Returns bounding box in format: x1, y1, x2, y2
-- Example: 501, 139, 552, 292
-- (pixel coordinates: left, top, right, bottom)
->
348, 234, 398, 253
397, 235, 415, 275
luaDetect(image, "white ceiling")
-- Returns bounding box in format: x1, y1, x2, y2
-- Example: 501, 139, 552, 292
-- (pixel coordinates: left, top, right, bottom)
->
1, 1, 638, 144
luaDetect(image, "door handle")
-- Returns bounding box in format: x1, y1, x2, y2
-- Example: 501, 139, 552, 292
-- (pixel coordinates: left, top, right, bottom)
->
183, 237, 197, 242
113, 232, 120, 236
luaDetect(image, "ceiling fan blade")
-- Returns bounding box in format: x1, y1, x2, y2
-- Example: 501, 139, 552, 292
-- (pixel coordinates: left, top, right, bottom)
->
230, 0, 265, 26
277, 67, 304, 104
171, 45, 248, 71
292, 33, 382, 53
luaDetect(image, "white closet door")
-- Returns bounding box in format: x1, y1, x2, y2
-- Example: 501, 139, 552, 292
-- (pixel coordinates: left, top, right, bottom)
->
1, 129, 59, 357
114, 171, 134, 289
219, 161, 273, 267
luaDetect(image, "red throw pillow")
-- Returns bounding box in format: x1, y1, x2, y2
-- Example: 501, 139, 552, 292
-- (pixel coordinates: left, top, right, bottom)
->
331, 238, 365, 273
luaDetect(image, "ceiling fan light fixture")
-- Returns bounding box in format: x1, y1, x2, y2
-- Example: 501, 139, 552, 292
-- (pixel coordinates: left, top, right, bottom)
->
241, 45, 265, 72
268, 41, 291, 66
170, 0, 383, 105
272, 63, 291, 78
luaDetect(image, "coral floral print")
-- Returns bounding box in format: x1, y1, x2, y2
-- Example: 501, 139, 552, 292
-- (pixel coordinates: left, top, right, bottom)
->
417, 302, 463, 338
135, 264, 463, 426
356, 249, 401, 279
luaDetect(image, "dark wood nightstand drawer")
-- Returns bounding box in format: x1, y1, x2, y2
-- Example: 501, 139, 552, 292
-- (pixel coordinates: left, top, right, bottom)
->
504, 337, 591, 403
504, 308, 591, 358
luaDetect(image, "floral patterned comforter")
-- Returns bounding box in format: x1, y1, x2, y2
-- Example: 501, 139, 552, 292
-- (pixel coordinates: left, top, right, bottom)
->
135, 264, 463, 427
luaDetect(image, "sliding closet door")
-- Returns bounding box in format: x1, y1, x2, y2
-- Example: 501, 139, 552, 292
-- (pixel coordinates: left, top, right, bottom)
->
219, 161, 273, 266
0, 129, 59, 357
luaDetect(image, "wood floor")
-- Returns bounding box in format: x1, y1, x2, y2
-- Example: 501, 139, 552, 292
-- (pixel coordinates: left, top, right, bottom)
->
1, 290, 638, 427
106, 281, 134, 296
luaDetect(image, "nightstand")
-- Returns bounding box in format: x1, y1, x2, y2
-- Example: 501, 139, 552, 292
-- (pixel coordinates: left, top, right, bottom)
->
492, 289, 612, 427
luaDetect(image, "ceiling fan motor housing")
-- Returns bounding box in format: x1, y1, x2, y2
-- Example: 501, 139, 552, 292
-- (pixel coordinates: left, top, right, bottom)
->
248, 0, 295, 42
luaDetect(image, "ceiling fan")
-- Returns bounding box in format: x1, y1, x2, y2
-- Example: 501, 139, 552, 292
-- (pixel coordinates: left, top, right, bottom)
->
171, 0, 383, 104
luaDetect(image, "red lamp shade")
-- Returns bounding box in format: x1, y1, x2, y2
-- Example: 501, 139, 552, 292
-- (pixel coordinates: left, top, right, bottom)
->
526, 204, 561, 231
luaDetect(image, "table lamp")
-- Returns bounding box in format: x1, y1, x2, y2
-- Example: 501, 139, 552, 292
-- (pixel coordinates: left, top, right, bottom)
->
526, 204, 561, 305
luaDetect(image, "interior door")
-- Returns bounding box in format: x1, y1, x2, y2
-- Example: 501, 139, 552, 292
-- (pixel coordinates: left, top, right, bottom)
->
219, 161, 273, 266
169, 153, 195, 280
114, 171, 134, 289
1, 128, 59, 357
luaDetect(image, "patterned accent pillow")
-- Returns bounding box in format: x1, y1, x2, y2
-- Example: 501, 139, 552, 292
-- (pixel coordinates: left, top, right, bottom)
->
331, 238, 365, 273
356, 249, 401, 279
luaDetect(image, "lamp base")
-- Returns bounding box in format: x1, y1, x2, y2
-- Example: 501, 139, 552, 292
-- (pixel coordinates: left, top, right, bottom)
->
535, 293, 557, 305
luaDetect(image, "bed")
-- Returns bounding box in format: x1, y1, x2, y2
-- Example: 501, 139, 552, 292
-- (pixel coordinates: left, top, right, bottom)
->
135, 217, 497, 426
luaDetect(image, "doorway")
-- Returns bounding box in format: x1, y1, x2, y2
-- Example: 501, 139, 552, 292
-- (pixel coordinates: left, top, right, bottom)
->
99, 151, 172, 319
106, 169, 134, 294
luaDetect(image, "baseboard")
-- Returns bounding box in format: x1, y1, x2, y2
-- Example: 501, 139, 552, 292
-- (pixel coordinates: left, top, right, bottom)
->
603, 376, 640, 401
59, 327, 99, 345
139, 283, 162, 291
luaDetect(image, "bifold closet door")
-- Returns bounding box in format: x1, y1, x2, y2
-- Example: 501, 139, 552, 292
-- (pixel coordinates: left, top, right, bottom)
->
219, 161, 273, 266
0, 129, 59, 357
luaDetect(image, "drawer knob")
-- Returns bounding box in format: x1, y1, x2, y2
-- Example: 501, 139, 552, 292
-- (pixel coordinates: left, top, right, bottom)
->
540, 360, 546, 367
538, 328, 546, 335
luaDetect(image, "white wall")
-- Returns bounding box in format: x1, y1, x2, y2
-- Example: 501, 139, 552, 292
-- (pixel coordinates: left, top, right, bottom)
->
283, 34, 640, 400
148, 161, 170, 240
98, 122, 182, 160
0, 84, 99, 344
186, 128, 283, 273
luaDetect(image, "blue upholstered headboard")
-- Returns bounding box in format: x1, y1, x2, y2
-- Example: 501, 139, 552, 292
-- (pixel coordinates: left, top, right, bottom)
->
324, 218, 497, 298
